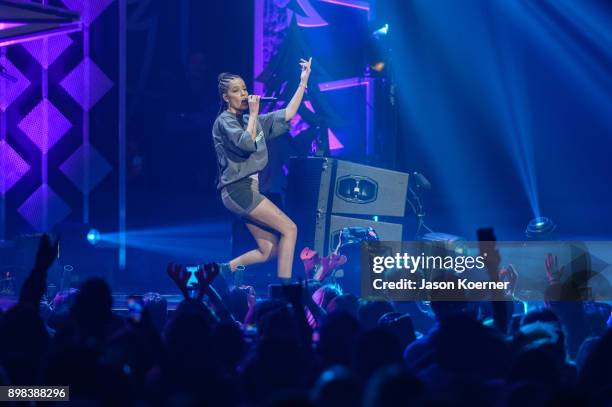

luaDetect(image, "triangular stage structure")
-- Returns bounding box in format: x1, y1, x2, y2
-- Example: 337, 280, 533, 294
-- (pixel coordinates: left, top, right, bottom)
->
0, 0, 81, 47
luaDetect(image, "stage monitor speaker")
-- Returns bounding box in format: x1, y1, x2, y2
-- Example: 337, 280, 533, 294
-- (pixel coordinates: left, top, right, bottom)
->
286, 157, 408, 219
321, 215, 403, 255
332, 160, 408, 216
317, 215, 402, 295
287, 157, 407, 256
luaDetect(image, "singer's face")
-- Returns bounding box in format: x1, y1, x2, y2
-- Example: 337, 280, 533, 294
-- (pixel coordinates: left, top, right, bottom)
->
225, 77, 249, 112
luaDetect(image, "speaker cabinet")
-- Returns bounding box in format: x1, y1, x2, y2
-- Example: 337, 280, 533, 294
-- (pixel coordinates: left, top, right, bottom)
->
324, 215, 403, 254
287, 157, 408, 256
332, 160, 408, 216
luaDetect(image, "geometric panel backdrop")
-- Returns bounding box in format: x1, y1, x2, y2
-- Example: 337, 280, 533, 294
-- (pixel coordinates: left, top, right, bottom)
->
0, 0, 119, 240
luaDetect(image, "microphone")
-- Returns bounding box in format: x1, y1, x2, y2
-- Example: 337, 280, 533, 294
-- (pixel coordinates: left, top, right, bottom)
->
260, 96, 278, 101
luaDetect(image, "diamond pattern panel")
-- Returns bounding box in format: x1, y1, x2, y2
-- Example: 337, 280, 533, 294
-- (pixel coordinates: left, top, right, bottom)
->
0, 140, 30, 194
18, 99, 72, 153
60, 144, 112, 193
60, 57, 114, 111
0, 55, 31, 111
21, 35, 73, 69
18, 185, 71, 231
62, 0, 115, 26
2, 0, 119, 235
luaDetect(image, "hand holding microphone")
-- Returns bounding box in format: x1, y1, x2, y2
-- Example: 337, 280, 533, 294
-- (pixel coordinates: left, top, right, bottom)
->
247, 95, 278, 115
247, 95, 260, 116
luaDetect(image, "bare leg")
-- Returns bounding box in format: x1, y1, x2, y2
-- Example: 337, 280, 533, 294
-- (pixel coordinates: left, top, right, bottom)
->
228, 222, 278, 271
245, 198, 297, 279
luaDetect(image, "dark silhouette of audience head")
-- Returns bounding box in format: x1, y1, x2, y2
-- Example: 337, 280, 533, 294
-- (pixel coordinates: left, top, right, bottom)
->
377, 312, 417, 349
71, 278, 114, 343
318, 311, 361, 368
358, 300, 395, 331
0, 303, 49, 384
310, 366, 360, 407
362, 364, 424, 407
326, 293, 359, 317
142, 291, 167, 332
353, 327, 403, 380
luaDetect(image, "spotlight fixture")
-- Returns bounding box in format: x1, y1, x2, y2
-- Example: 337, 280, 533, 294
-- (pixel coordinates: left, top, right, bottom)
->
372, 23, 389, 38
367, 23, 390, 74
86, 228, 100, 245
370, 61, 385, 72
526, 216, 556, 238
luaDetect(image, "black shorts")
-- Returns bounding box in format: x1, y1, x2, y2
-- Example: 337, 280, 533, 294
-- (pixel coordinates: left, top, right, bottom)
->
220, 174, 265, 217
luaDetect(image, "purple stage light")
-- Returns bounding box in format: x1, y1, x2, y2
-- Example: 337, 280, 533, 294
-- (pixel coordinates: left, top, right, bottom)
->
319, 0, 370, 11
0, 54, 30, 111
18, 99, 71, 153
0, 27, 81, 47
0, 23, 25, 31
295, 0, 328, 27
60, 144, 112, 193
0, 19, 80, 48
61, 0, 114, 27
293, 0, 371, 27
0, 140, 30, 195
328, 128, 344, 150
21, 34, 73, 69
17, 184, 71, 231
289, 113, 311, 138
1, 0, 120, 239
60, 57, 114, 111
0, 0, 82, 47
318, 77, 369, 91
303, 100, 315, 112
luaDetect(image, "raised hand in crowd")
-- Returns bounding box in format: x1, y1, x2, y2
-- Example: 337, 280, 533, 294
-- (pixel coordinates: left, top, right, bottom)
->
281, 279, 314, 348
545, 253, 564, 284
166, 262, 190, 299
477, 228, 508, 331
196, 262, 236, 322
19, 233, 59, 308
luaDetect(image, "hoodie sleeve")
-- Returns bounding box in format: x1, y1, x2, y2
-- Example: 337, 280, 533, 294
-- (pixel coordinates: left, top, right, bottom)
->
218, 115, 258, 153
258, 109, 290, 140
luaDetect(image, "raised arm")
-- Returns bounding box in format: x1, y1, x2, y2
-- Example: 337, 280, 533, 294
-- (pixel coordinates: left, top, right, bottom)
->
19, 234, 58, 308
284, 57, 312, 122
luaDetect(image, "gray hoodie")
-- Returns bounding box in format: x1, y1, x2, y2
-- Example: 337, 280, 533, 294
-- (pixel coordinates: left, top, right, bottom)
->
212, 109, 290, 190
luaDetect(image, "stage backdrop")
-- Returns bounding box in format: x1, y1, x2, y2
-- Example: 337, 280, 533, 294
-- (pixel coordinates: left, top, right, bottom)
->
254, 0, 385, 194
0, 0, 122, 248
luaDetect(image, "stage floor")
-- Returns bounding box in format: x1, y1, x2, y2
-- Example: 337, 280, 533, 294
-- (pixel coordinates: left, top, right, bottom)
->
0, 294, 186, 313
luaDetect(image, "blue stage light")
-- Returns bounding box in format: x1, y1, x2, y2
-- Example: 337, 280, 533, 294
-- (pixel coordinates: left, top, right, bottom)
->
99, 222, 231, 259
372, 23, 389, 37
86, 228, 100, 245
526, 217, 556, 238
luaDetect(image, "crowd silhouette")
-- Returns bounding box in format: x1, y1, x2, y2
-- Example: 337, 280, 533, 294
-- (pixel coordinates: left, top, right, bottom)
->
0, 233, 610, 406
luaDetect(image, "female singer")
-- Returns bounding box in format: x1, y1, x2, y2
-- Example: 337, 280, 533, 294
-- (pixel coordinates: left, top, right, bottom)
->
212, 58, 312, 284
